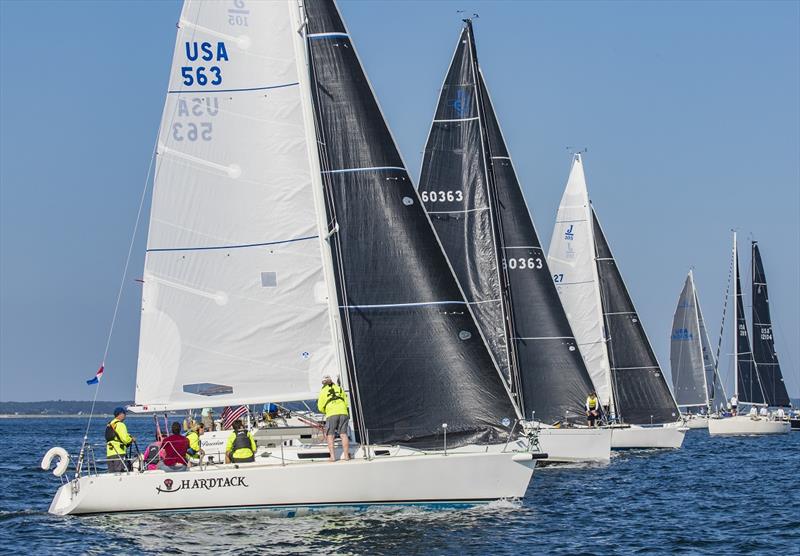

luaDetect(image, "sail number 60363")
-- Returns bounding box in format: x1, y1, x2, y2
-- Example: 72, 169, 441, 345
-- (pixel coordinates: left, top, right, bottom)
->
421, 190, 463, 202
503, 257, 543, 270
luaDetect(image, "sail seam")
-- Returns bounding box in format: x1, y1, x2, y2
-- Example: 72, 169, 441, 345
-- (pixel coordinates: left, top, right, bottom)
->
512, 336, 574, 340
307, 32, 350, 39
433, 117, 480, 123
321, 166, 406, 174
604, 311, 636, 315
503, 246, 542, 250
611, 366, 660, 370
340, 301, 467, 309
167, 82, 299, 94
147, 235, 319, 252
427, 207, 489, 214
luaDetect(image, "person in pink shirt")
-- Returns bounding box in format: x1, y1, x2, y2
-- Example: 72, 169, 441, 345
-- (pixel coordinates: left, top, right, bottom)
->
159, 422, 189, 471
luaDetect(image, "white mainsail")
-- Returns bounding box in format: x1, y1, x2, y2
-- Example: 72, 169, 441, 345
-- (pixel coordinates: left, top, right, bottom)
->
546, 154, 612, 406
669, 271, 708, 407
135, 0, 339, 410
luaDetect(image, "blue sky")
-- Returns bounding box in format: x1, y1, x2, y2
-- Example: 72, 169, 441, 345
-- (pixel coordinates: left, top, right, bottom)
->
1, 0, 798, 401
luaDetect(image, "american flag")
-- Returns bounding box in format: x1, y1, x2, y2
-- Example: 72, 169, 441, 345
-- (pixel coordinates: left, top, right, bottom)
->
221, 405, 248, 429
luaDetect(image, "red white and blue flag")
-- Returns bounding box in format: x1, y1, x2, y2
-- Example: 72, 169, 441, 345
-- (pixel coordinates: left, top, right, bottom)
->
86, 365, 104, 385
221, 405, 248, 429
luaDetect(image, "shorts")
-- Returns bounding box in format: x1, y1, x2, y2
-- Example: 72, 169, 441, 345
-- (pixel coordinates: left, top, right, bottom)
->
107, 458, 129, 473
324, 414, 349, 436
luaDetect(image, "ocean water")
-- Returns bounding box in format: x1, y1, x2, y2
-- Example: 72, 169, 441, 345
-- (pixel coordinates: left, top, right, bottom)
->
1, 417, 797, 555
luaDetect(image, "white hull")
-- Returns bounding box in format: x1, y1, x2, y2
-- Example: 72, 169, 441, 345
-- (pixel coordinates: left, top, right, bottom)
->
708, 415, 791, 436
683, 416, 709, 429
49, 448, 536, 516
534, 427, 612, 463
608, 422, 688, 449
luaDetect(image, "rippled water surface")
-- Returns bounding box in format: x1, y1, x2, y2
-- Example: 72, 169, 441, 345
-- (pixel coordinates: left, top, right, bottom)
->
1, 418, 797, 554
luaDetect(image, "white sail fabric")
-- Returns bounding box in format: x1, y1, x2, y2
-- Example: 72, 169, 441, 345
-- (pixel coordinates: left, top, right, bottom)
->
669, 272, 708, 407
547, 155, 612, 405
696, 288, 724, 408
135, 0, 338, 410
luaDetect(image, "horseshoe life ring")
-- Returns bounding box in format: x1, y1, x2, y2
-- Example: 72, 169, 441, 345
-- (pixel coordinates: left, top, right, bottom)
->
41, 447, 70, 477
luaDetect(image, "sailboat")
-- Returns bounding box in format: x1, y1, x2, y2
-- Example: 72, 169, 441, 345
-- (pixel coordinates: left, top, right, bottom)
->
417, 20, 611, 463
45, 0, 539, 516
669, 270, 727, 429
548, 154, 687, 449
708, 234, 790, 436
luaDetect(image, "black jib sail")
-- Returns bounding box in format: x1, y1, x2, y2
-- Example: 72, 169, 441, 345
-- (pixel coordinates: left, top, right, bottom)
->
733, 245, 765, 405
303, 0, 516, 448
751, 242, 790, 407
591, 208, 679, 424
419, 21, 596, 424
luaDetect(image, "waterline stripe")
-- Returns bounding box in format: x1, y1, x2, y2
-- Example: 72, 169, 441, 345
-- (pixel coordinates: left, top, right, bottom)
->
168, 82, 299, 94
322, 166, 406, 175
341, 301, 466, 309
147, 235, 319, 253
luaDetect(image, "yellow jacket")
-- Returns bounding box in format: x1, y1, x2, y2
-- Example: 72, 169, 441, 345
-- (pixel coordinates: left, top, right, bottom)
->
106, 418, 132, 458
226, 430, 256, 460
186, 431, 201, 459
317, 383, 349, 418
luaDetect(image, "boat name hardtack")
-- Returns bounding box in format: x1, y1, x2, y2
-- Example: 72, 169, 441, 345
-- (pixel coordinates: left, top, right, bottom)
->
156, 476, 248, 494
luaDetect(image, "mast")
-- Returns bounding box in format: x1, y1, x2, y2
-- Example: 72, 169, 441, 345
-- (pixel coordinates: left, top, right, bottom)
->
733, 232, 738, 399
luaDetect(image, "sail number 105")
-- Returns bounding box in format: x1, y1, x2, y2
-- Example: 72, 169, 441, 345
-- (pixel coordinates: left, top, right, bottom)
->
421, 190, 463, 202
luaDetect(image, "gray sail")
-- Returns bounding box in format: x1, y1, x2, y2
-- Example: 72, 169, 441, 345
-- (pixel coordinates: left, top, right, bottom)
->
695, 289, 725, 408
751, 242, 791, 407
592, 207, 680, 424
303, 0, 517, 448
670, 273, 708, 407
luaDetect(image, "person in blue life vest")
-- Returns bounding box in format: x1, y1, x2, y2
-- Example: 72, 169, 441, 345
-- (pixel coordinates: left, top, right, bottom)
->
106, 407, 135, 472
225, 419, 256, 463
585, 391, 601, 427
317, 374, 351, 462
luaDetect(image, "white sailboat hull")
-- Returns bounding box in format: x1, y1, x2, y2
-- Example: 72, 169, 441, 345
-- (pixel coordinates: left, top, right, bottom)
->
683, 415, 709, 429
48, 450, 536, 516
708, 415, 791, 436
609, 422, 688, 449
535, 427, 612, 463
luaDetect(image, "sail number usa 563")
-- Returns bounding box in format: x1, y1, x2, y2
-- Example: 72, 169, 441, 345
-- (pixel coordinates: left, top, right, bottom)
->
180, 42, 229, 87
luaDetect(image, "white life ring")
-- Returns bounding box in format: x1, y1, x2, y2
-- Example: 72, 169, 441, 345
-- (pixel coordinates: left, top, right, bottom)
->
41, 447, 70, 477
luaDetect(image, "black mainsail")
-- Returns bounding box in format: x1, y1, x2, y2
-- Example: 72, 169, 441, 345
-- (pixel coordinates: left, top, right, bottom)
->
304, 1, 516, 447
751, 242, 790, 407
591, 208, 679, 424
419, 20, 596, 424
733, 241, 765, 405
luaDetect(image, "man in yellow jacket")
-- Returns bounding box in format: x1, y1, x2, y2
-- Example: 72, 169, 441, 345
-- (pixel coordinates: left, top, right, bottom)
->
317, 375, 350, 462
106, 407, 134, 473
185, 422, 205, 466
225, 420, 256, 464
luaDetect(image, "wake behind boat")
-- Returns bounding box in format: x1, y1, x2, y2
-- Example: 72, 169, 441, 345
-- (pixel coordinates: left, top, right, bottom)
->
44, 0, 539, 516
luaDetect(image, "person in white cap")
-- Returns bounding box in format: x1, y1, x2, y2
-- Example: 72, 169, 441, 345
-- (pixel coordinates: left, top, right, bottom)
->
317, 375, 350, 462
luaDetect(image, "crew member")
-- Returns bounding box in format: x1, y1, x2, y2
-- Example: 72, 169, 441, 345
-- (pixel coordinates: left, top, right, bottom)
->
160, 421, 190, 471
317, 374, 351, 462
759, 406, 768, 417
585, 391, 601, 427
730, 395, 739, 416
225, 419, 256, 463
186, 422, 205, 465
106, 407, 135, 473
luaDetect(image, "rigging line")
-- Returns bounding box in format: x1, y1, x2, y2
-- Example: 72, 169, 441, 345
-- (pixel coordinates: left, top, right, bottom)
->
80, 0, 207, 469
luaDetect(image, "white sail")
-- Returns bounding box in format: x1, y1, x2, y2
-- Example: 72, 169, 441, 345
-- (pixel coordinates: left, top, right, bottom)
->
669, 272, 708, 407
546, 154, 612, 406
695, 285, 725, 407
135, 0, 338, 410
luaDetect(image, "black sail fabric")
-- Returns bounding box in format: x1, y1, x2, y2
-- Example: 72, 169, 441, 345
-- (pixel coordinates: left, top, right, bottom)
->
733, 253, 764, 404
477, 71, 596, 424
417, 26, 510, 384
750, 242, 790, 407
591, 208, 679, 424
303, 0, 516, 447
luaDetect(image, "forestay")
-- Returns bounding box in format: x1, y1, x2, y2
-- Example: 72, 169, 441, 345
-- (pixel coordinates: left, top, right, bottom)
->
670, 272, 708, 407
547, 155, 612, 406
750, 242, 790, 407
135, 0, 339, 410
304, 0, 517, 448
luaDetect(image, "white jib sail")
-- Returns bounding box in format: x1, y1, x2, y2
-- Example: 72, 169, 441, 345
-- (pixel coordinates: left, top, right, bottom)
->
669, 271, 708, 407
135, 0, 338, 410
546, 154, 612, 406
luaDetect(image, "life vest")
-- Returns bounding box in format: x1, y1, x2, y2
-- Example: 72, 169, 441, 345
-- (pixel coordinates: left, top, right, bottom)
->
231, 430, 254, 460
320, 384, 348, 417
105, 419, 130, 457
587, 396, 598, 410
186, 431, 201, 459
